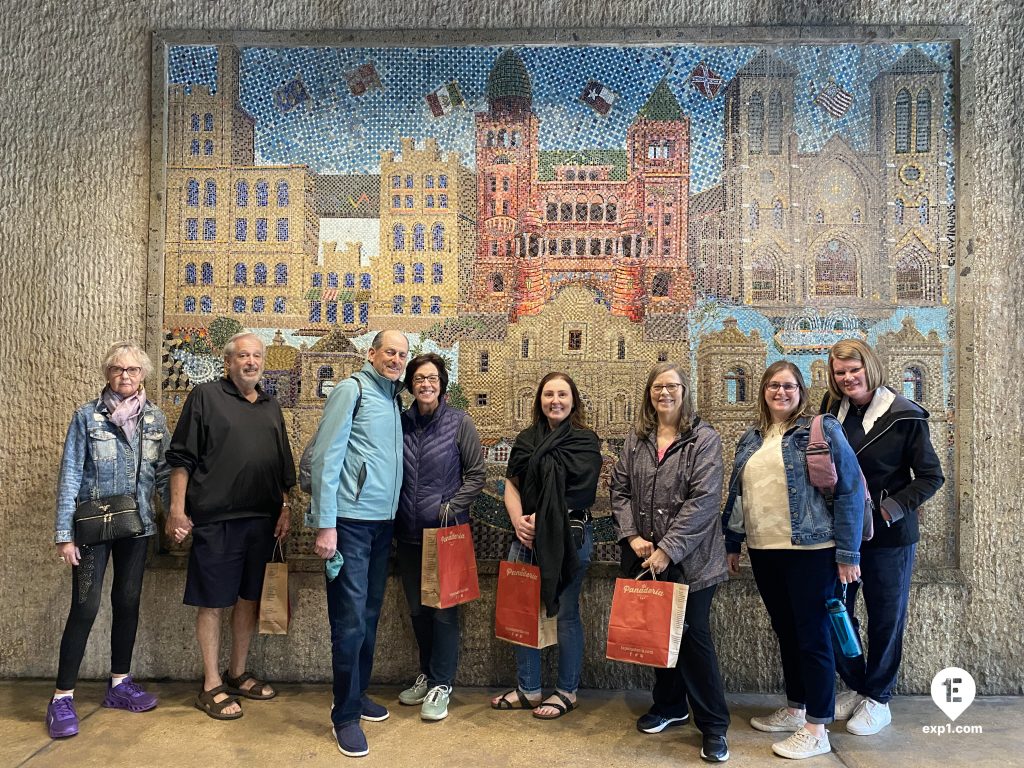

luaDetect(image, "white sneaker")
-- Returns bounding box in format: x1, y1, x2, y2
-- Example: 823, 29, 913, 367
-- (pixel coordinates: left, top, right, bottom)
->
750, 707, 807, 732
834, 690, 865, 720
420, 685, 451, 721
771, 728, 832, 759
846, 698, 891, 735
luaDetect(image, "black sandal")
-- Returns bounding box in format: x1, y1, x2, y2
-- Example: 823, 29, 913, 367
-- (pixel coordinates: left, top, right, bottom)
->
532, 691, 577, 720
194, 684, 243, 720
491, 688, 538, 710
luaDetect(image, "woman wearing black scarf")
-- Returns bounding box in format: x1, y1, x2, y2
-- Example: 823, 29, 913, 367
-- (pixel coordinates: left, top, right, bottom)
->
490, 372, 602, 720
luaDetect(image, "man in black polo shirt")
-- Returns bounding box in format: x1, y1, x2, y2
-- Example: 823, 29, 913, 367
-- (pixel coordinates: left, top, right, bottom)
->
166, 332, 294, 720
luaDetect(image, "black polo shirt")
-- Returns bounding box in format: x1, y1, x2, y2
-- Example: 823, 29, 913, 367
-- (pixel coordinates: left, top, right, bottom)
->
167, 378, 295, 525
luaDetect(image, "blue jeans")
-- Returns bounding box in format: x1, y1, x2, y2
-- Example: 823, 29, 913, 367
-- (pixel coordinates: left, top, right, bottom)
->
749, 547, 838, 724
835, 544, 916, 704
326, 519, 393, 726
396, 540, 460, 688
508, 523, 592, 696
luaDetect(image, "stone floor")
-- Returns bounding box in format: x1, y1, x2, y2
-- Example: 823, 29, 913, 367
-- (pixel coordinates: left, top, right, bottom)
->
1, 681, 1015, 767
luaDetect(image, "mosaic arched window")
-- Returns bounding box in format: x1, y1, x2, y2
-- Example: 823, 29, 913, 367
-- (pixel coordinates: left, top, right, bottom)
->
429, 296, 441, 314
255, 180, 269, 206
903, 366, 924, 402
276, 180, 290, 206
394, 264, 405, 284
772, 198, 783, 229
200, 295, 212, 313
895, 89, 911, 154
767, 90, 783, 154
186, 178, 199, 206
359, 302, 369, 323
236, 180, 249, 207
393, 224, 405, 251
815, 239, 858, 296
235, 218, 247, 241
590, 195, 604, 222
252, 296, 266, 313
606, 198, 618, 222
309, 301, 322, 323
425, 175, 434, 188
724, 367, 748, 404
204, 113, 214, 131
276, 218, 289, 241
360, 273, 371, 290
919, 197, 929, 225
392, 295, 405, 314
751, 252, 784, 302
203, 140, 213, 155
190, 113, 200, 132
326, 272, 338, 288
490, 272, 504, 292
749, 202, 760, 230
438, 175, 448, 188
895, 198, 905, 225
201, 262, 213, 284
183, 296, 196, 313
254, 262, 267, 285
895, 249, 926, 300
234, 263, 247, 285
185, 263, 197, 285
311, 272, 322, 287
432, 223, 445, 251
411, 295, 423, 315
413, 224, 426, 251
546, 201, 558, 221
651, 272, 670, 297
432, 263, 443, 284
344, 272, 355, 288
274, 263, 288, 285
204, 180, 216, 206
190, 139, 200, 155
343, 302, 354, 324
915, 89, 932, 152
202, 218, 216, 240
273, 297, 285, 313
326, 300, 337, 324
233, 296, 245, 313
413, 263, 425, 283
748, 91, 764, 154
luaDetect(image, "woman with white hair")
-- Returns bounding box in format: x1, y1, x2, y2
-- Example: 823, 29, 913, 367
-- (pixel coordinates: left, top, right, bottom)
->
47, 342, 169, 739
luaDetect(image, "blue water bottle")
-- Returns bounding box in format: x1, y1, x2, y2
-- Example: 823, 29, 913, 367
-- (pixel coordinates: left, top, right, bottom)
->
827, 583, 862, 658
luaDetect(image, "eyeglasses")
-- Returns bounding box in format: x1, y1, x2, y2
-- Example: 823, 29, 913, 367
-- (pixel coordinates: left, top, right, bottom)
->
412, 375, 440, 385
651, 383, 682, 393
766, 382, 799, 392
109, 366, 143, 377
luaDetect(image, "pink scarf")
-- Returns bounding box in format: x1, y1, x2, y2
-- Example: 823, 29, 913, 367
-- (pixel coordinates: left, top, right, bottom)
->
103, 387, 147, 441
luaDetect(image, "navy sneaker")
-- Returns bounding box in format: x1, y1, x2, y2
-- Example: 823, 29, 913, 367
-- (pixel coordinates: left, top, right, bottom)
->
359, 695, 389, 722
334, 721, 369, 758
637, 711, 690, 733
47, 697, 79, 739
102, 676, 158, 712
700, 734, 730, 763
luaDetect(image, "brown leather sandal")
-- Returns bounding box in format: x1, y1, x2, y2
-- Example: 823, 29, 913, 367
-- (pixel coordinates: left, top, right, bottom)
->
194, 684, 243, 720
223, 670, 277, 700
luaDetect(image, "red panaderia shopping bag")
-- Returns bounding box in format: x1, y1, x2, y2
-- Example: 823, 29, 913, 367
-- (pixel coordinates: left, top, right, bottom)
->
606, 574, 688, 667
421, 523, 481, 609
494, 560, 558, 649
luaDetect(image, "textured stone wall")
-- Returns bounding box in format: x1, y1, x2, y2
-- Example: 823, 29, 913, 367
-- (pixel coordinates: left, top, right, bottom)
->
2, 2, 1022, 695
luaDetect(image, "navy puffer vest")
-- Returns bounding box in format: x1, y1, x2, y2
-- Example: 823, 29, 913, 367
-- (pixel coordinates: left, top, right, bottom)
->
396, 399, 465, 544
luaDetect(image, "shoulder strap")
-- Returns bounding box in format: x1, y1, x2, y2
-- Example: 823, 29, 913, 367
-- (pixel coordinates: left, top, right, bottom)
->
805, 414, 838, 497
350, 373, 363, 420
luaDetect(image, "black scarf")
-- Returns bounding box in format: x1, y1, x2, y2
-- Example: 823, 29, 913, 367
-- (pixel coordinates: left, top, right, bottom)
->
507, 419, 602, 616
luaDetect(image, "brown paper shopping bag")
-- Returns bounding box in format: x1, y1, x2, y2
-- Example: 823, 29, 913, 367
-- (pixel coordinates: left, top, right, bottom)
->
258, 539, 290, 635
494, 559, 557, 649
421, 522, 481, 609
605, 572, 688, 667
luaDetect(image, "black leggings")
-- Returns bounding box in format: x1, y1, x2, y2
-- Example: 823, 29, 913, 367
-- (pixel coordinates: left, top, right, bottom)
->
56, 535, 150, 690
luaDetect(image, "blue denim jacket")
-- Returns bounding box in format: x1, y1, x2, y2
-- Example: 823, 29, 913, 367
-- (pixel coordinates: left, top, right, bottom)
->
720, 415, 863, 565
54, 396, 171, 544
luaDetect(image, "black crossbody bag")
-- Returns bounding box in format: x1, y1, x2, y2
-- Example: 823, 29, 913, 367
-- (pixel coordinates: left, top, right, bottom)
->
73, 434, 145, 546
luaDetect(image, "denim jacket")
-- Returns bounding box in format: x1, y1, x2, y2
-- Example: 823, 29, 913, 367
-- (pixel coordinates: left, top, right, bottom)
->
720, 415, 863, 566
54, 396, 171, 544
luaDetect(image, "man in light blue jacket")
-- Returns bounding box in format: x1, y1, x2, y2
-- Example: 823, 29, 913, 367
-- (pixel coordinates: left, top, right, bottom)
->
308, 330, 408, 758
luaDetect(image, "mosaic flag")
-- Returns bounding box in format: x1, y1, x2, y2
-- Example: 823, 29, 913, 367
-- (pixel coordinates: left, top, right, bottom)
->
345, 62, 382, 96
273, 76, 310, 113
689, 62, 724, 99
580, 80, 618, 116
815, 79, 854, 118
425, 81, 465, 117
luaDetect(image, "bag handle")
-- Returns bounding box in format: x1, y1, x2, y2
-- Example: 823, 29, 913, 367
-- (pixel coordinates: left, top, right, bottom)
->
439, 501, 453, 528
635, 567, 660, 582
272, 538, 286, 563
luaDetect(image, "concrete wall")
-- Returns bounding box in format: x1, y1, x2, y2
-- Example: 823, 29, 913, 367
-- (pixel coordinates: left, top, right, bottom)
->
2, 2, 1022, 695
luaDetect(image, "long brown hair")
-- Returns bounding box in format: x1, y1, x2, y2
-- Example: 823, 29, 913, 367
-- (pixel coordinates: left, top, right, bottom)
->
634, 362, 696, 438
756, 360, 811, 433
532, 371, 589, 430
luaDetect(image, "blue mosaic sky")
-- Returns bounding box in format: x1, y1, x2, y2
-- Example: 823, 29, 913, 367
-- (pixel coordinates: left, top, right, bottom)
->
168, 42, 955, 195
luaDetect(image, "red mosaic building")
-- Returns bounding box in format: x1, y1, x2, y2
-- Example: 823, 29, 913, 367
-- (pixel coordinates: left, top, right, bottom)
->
468, 50, 694, 322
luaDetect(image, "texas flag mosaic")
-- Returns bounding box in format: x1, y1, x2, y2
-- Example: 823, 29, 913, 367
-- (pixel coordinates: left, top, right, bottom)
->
580, 80, 618, 115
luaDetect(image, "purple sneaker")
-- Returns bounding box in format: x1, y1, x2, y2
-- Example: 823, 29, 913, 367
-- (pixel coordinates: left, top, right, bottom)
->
102, 676, 158, 712
47, 697, 79, 738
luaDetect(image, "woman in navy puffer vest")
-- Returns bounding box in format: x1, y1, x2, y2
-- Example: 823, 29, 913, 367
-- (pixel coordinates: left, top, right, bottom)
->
394, 353, 485, 722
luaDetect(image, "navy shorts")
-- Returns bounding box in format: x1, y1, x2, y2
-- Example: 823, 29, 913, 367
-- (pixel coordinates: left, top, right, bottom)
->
184, 517, 276, 608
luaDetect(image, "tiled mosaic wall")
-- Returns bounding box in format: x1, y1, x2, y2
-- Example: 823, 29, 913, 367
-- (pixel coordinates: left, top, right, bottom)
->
159, 42, 957, 564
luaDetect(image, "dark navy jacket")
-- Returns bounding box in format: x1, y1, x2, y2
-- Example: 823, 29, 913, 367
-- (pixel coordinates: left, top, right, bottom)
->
396, 400, 486, 544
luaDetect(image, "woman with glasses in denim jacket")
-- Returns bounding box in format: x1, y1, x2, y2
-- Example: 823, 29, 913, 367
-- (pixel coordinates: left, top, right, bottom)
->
721, 361, 863, 760
47, 342, 170, 740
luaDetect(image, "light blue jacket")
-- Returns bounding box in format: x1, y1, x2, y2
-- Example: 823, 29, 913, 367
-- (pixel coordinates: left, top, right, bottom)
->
55, 397, 170, 543
306, 363, 404, 528
721, 414, 863, 566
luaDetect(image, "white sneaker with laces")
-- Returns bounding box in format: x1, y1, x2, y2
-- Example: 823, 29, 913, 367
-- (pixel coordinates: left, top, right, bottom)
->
771, 728, 831, 759
834, 690, 865, 720
420, 685, 451, 721
846, 697, 891, 735
750, 707, 807, 732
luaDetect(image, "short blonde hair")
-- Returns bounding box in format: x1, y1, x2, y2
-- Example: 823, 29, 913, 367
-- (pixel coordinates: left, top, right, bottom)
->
827, 339, 886, 403
101, 342, 153, 379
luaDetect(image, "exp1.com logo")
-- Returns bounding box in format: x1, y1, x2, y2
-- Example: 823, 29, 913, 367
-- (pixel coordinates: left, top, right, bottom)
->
923, 667, 983, 735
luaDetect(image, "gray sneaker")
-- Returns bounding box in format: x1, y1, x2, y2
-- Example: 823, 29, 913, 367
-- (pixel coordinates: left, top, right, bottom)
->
420, 685, 451, 721
750, 707, 807, 732
399, 674, 429, 706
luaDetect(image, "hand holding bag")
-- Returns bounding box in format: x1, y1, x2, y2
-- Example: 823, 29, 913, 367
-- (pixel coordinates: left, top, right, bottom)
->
258, 539, 290, 635
421, 504, 481, 609
73, 437, 145, 546
606, 568, 688, 668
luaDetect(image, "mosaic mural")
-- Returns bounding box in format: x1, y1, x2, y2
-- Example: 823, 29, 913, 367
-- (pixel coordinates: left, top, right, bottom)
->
158, 40, 958, 565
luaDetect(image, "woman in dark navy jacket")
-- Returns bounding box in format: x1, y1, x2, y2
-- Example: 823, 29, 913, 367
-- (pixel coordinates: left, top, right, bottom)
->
824, 339, 944, 736
394, 353, 485, 722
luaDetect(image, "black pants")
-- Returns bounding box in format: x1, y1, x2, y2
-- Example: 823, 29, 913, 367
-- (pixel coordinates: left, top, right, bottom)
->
650, 583, 731, 737
395, 540, 460, 688
56, 535, 149, 690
